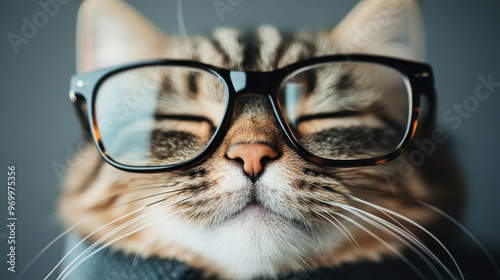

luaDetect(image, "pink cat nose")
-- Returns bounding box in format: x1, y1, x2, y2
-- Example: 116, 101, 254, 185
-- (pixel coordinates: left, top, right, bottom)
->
226, 143, 279, 182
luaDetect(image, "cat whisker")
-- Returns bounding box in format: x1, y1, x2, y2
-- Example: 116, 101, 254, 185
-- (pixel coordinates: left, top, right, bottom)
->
416, 200, 500, 277
321, 199, 445, 279
331, 209, 427, 279
329, 182, 498, 275
321, 182, 498, 277
339, 183, 405, 196
44, 197, 167, 280
57, 206, 167, 280
342, 195, 463, 279
303, 181, 459, 278
59, 207, 189, 280
99, 186, 186, 205
128, 196, 204, 265
169, 204, 202, 239
17, 187, 188, 280
308, 178, 418, 204
98, 180, 190, 203
311, 206, 363, 256
334, 175, 381, 180
274, 230, 315, 272
338, 177, 399, 193
56, 194, 195, 280
371, 204, 420, 242
339, 187, 421, 243
302, 216, 323, 254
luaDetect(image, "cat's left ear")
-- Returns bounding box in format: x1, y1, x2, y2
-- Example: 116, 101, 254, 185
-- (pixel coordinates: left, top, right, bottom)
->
331, 0, 425, 61
77, 0, 167, 73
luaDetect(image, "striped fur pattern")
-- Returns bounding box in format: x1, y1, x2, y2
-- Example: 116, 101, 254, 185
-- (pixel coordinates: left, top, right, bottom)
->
59, 0, 462, 279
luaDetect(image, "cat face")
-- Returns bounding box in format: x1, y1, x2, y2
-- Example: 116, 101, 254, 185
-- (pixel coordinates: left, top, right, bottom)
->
60, 0, 461, 279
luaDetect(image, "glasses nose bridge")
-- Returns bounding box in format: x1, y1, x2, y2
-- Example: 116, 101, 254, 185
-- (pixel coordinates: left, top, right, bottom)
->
229, 70, 276, 97
227, 70, 285, 138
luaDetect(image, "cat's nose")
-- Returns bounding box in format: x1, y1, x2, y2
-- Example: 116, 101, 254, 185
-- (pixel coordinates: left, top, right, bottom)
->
226, 143, 279, 182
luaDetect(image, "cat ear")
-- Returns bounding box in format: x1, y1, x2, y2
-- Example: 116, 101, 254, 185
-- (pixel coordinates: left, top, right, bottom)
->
331, 0, 425, 61
77, 0, 167, 72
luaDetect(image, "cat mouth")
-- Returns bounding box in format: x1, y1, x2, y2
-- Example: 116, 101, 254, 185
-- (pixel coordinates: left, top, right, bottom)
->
238, 191, 265, 211
240, 203, 266, 214
240, 197, 267, 213
232, 198, 304, 224
240, 193, 275, 213
232, 202, 309, 231
219, 189, 306, 229
229, 194, 274, 218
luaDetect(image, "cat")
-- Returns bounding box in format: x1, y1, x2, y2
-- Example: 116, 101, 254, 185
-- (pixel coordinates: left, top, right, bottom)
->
58, 0, 463, 279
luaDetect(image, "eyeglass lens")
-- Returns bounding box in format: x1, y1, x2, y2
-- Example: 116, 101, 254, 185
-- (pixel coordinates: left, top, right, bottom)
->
94, 62, 411, 167
95, 66, 227, 166
277, 62, 411, 160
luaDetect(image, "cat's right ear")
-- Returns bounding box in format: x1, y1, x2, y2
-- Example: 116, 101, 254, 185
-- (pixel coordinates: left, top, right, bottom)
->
330, 0, 424, 61
77, 0, 167, 73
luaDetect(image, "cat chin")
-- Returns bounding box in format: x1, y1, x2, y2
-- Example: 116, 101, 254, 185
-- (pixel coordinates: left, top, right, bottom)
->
154, 207, 344, 279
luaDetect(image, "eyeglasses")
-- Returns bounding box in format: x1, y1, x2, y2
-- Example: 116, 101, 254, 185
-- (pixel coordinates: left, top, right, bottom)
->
69, 54, 435, 173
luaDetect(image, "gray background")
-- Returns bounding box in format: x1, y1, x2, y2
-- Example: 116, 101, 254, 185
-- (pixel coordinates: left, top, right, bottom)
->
1, 0, 499, 279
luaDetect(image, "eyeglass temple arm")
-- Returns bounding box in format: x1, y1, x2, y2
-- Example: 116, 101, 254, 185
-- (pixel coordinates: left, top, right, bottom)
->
417, 70, 437, 129
69, 90, 92, 140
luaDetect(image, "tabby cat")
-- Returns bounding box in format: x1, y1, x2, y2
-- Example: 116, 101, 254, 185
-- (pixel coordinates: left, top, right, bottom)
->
59, 0, 463, 279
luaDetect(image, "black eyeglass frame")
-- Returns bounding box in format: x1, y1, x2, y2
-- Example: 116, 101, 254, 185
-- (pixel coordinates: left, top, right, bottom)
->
69, 54, 436, 173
